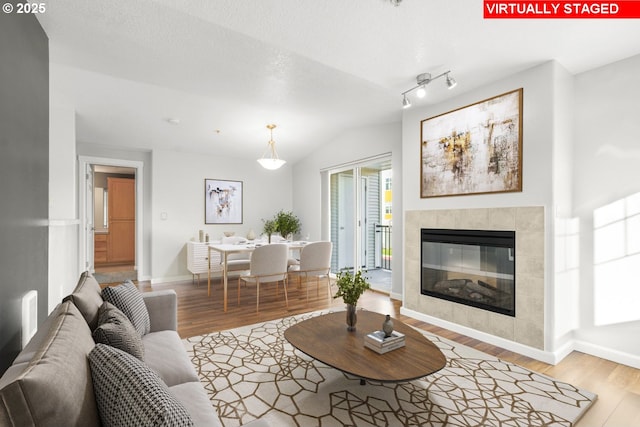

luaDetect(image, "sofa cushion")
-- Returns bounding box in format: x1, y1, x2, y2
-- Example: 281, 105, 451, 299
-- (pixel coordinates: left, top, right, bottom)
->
169, 382, 222, 427
93, 302, 145, 360
102, 280, 151, 336
63, 271, 104, 330
0, 301, 100, 427
143, 330, 199, 387
89, 344, 194, 427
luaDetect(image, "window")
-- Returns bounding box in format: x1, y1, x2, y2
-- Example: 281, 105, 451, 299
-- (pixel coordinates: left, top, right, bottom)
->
385, 177, 392, 191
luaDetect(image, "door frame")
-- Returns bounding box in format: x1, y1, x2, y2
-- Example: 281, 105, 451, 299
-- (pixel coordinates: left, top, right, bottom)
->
78, 156, 144, 277
328, 155, 388, 274
360, 175, 368, 269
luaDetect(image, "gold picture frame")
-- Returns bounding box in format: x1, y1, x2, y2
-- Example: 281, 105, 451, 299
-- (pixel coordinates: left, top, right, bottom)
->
420, 88, 523, 198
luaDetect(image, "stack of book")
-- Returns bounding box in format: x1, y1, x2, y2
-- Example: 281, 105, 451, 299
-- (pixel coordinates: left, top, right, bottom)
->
364, 330, 406, 354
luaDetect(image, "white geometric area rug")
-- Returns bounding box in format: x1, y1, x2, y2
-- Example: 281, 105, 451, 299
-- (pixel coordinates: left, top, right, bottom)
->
183, 311, 596, 427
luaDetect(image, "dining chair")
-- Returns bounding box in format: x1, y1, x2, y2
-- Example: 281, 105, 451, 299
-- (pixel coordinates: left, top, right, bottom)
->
288, 241, 333, 303
221, 236, 251, 272
238, 243, 289, 312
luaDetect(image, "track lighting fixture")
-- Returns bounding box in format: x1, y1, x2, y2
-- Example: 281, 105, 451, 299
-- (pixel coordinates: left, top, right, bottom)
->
400, 70, 457, 108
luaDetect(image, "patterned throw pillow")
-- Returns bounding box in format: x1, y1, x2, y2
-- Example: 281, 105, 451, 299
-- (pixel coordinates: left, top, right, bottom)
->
89, 344, 194, 427
93, 302, 145, 360
102, 281, 151, 336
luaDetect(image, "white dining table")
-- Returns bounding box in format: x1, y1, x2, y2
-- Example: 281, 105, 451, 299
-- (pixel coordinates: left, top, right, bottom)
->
207, 241, 309, 312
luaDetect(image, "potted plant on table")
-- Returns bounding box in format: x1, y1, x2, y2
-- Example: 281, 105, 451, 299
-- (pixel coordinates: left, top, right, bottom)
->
333, 269, 370, 331
262, 218, 277, 243
273, 210, 301, 241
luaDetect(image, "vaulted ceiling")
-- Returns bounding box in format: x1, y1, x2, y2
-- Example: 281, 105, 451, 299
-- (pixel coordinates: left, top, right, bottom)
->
37, 0, 640, 164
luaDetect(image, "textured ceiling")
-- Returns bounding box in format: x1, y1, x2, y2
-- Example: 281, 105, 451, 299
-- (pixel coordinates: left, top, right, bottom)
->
37, 0, 640, 164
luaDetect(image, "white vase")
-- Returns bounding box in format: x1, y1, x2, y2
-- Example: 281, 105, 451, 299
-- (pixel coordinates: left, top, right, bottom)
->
247, 229, 256, 240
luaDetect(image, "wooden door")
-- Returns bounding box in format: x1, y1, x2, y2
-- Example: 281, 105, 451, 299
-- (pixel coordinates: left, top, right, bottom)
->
108, 177, 135, 263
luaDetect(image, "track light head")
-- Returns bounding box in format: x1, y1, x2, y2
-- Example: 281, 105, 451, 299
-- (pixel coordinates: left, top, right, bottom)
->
416, 86, 426, 98
446, 73, 457, 90
402, 95, 411, 109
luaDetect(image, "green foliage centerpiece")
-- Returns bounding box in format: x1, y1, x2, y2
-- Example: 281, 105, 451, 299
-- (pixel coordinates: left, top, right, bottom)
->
273, 210, 301, 241
333, 269, 370, 331
262, 219, 277, 243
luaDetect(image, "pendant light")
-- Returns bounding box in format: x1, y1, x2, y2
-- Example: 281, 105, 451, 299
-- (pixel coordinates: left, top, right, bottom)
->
257, 124, 286, 170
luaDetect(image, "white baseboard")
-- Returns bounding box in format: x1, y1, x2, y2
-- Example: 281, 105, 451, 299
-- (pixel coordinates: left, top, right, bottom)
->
552, 340, 575, 365
401, 307, 640, 369
150, 271, 233, 285
389, 291, 403, 301
573, 340, 640, 370
150, 274, 192, 285
400, 307, 558, 364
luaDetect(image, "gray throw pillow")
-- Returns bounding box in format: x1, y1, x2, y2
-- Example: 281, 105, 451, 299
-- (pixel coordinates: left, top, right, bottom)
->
93, 302, 145, 360
102, 280, 151, 336
89, 344, 194, 427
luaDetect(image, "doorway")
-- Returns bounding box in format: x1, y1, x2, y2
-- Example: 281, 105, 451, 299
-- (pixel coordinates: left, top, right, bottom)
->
78, 156, 144, 284
329, 156, 392, 293
93, 166, 136, 283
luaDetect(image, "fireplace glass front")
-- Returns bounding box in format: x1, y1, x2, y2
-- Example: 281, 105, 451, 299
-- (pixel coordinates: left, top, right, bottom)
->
421, 229, 515, 316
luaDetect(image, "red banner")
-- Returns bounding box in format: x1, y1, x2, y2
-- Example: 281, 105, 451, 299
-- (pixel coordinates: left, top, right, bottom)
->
484, 1, 640, 18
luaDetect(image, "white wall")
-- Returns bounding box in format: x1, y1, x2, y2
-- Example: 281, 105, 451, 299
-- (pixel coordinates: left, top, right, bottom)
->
400, 57, 640, 367
401, 61, 560, 354
151, 149, 294, 283
48, 106, 79, 312
571, 53, 640, 367
76, 144, 153, 279
550, 62, 579, 353
292, 122, 403, 297
402, 61, 556, 212
49, 106, 77, 220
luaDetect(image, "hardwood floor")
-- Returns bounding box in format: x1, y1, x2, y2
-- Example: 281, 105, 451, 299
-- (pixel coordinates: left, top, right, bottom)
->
139, 277, 640, 427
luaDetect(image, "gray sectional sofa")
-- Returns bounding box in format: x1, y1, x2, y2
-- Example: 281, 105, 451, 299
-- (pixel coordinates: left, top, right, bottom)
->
0, 272, 269, 427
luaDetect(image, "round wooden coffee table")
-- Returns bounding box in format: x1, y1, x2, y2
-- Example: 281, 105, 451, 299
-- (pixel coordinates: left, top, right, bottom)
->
284, 311, 446, 383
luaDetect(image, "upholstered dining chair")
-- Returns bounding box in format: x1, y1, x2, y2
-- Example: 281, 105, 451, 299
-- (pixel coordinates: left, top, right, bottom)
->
221, 235, 251, 273
238, 243, 289, 312
288, 241, 333, 303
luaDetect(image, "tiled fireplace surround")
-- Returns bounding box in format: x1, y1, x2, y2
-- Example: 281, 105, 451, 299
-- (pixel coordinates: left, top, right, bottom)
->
404, 206, 545, 350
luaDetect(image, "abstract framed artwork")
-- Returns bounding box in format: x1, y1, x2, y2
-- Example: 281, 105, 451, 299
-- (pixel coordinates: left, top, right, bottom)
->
204, 179, 243, 224
420, 88, 523, 198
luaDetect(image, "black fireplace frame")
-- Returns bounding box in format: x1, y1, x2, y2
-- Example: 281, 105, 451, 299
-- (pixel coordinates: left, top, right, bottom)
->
420, 228, 516, 317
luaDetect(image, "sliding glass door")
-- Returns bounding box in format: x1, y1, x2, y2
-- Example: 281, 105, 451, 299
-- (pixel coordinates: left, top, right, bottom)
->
329, 156, 392, 283
331, 169, 356, 271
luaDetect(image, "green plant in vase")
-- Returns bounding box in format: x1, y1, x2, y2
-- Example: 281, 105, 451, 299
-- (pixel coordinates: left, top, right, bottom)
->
262, 219, 277, 243
333, 269, 370, 331
273, 210, 301, 241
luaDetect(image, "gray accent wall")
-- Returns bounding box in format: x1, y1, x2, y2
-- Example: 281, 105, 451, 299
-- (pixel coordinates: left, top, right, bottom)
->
0, 10, 49, 373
